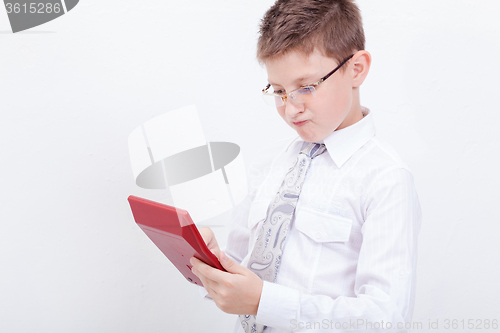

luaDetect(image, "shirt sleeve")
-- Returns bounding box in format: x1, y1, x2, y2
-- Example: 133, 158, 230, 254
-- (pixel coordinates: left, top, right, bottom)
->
223, 193, 254, 264
199, 141, 290, 303
223, 139, 287, 264
255, 167, 422, 332
199, 193, 255, 301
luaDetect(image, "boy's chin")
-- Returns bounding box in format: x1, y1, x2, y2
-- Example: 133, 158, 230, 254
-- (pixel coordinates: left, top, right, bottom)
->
292, 123, 328, 143
297, 133, 324, 143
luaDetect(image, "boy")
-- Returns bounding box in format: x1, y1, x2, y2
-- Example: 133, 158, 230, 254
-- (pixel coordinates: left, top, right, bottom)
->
190, 0, 421, 332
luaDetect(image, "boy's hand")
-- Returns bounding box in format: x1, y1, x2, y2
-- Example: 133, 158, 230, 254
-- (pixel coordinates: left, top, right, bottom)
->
198, 227, 220, 259
190, 251, 263, 316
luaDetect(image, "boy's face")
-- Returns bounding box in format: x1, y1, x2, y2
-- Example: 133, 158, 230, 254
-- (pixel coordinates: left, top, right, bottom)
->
265, 49, 362, 143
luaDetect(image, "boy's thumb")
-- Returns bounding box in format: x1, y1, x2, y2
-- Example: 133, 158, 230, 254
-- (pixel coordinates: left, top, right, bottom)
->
219, 251, 245, 275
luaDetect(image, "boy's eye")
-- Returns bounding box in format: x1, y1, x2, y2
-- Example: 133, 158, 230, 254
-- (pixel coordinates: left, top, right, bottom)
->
273, 89, 285, 96
297, 86, 314, 94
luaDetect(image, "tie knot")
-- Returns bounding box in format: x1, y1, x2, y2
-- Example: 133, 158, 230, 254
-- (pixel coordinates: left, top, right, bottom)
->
300, 142, 326, 159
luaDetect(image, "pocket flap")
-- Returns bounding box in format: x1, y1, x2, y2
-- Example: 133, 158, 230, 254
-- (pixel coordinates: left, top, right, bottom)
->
295, 207, 352, 243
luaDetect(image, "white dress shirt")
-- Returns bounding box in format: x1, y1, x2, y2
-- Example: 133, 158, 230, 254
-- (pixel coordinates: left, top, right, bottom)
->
223, 108, 422, 332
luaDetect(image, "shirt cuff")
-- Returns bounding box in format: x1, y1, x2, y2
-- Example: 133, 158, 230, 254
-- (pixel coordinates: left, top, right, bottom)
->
197, 285, 214, 302
256, 281, 300, 331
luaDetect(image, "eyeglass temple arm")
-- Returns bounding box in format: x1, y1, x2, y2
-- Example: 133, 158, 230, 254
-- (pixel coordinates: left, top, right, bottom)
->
317, 54, 355, 84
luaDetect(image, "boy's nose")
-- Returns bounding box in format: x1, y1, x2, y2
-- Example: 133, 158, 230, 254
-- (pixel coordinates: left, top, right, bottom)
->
284, 100, 305, 118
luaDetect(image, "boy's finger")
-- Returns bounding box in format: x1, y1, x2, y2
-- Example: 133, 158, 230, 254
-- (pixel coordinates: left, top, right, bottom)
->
190, 256, 206, 270
210, 248, 221, 259
218, 251, 248, 276
190, 257, 221, 281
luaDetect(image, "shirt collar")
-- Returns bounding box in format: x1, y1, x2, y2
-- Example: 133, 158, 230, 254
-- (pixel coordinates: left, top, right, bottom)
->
285, 107, 376, 168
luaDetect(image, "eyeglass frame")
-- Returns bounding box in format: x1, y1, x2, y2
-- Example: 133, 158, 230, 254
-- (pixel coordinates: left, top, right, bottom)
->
262, 53, 355, 106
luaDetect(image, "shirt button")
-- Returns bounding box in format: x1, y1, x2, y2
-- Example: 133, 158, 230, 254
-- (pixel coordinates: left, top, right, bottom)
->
315, 232, 322, 240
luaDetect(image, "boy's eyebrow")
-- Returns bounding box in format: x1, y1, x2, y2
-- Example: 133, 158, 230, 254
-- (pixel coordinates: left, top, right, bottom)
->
294, 75, 316, 84
268, 75, 317, 87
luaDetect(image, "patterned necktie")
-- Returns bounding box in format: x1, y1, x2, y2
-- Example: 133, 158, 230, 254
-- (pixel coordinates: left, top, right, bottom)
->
239, 142, 327, 333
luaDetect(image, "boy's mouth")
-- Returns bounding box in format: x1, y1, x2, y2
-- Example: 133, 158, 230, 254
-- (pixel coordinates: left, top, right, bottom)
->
293, 120, 308, 126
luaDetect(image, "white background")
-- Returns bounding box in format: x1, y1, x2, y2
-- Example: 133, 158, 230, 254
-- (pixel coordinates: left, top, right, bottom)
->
1, 0, 499, 332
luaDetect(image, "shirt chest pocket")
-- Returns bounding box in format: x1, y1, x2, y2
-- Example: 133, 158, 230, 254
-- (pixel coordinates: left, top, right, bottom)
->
295, 207, 353, 243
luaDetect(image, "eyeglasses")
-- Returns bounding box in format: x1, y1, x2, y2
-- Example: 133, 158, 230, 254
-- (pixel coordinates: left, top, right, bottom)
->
262, 54, 354, 107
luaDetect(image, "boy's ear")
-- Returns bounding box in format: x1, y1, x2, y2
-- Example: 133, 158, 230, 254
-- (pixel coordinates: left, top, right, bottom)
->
351, 50, 371, 88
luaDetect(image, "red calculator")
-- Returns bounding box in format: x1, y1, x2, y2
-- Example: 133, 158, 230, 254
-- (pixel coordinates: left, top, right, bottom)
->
127, 195, 226, 285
